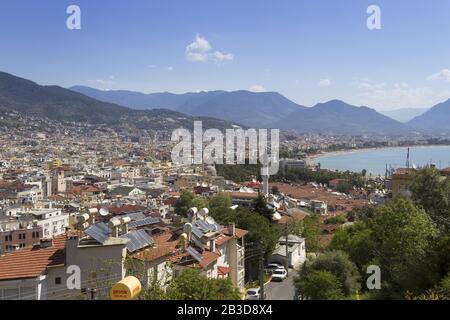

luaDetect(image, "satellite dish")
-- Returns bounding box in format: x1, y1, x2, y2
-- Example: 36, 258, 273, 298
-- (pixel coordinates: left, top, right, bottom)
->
99, 207, 110, 216
205, 216, 216, 225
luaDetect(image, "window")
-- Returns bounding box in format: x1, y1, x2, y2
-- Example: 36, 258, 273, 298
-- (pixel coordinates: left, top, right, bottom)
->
18, 234, 22, 240
55, 277, 62, 285
22, 233, 26, 240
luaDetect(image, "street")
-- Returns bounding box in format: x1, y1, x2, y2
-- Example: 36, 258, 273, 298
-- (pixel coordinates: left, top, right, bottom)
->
264, 268, 296, 300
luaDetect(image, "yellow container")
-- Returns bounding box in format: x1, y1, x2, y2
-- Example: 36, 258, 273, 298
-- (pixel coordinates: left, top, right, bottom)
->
110, 276, 142, 300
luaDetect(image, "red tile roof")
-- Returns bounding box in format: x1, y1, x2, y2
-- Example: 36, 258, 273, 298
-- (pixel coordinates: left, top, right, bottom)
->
217, 265, 230, 276
215, 234, 232, 246
0, 236, 66, 281
235, 228, 249, 239
198, 249, 221, 268
132, 232, 179, 262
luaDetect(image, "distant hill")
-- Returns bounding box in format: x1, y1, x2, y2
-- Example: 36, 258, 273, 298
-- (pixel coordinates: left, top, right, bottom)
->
408, 99, 450, 133
70, 86, 227, 110
4, 73, 441, 136
70, 86, 302, 127
0, 72, 240, 131
381, 108, 428, 122
274, 100, 412, 136
71, 85, 418, 135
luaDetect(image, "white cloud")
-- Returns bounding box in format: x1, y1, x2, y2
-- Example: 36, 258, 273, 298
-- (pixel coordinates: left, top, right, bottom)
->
213, 51, 234, 62
167, 66, 174, 71
426, 69, 450, 82
249, 85, 266, 92
185, 35, 234, 63
86, 78, 115, 86
356, 81, 436, 109
318, 79, 331, 87
358, 82, 385, 90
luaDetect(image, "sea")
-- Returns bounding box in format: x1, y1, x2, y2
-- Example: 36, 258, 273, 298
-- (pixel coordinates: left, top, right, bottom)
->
313, 145, 450, 176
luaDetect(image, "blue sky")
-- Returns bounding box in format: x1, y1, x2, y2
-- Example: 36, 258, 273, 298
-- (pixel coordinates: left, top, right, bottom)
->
1, 0, 450, 110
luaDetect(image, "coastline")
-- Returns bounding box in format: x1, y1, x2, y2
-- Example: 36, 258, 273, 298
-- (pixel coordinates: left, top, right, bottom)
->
306, 144, 450, 164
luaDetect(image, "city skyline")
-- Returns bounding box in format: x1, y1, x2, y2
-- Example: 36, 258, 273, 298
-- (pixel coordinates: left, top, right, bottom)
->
1, 0, 450, 111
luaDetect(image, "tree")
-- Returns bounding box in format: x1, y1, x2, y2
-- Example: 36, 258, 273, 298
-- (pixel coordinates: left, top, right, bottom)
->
368, 198, 439, 297
271, 185, 279, 195
253, 192, 273, 221
209, 193, 232, 212
174, 190, 195, 216
406, 273, 450, 300
191, 197, 209, 211
165, 269, 241, 300
302, 214, 320, 252
235, 208, 279, 280
295, 270, 344, 300
410, 168, 450, 232
336, 181, 352, 194
330, 221, 375, 271
300, 250, 361, 296
346, 205, 377, 222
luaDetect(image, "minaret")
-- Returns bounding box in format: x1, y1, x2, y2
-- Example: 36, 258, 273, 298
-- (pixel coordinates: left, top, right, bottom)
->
261, 165, 269, 196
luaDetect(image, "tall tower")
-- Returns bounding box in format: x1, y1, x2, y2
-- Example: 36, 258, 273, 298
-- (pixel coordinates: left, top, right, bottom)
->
261, 165, 269, 196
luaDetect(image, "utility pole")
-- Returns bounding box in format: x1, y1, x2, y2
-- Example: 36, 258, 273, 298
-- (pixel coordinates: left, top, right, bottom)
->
285, 222, 289, 276
258, 241, 265, 300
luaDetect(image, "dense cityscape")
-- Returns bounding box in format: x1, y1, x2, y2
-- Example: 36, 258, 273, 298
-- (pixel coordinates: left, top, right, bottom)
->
0, 1, 449, 309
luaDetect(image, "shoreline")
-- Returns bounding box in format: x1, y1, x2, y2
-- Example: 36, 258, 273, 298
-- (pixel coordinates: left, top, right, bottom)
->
306, 144, 450, 164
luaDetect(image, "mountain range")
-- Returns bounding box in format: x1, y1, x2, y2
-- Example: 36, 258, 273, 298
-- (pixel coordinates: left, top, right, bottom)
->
71, 86, 416, 135
71, 86, 299, 128
0, 72, 449, 135
0, 72, 239, 132
408, 99, 450, 133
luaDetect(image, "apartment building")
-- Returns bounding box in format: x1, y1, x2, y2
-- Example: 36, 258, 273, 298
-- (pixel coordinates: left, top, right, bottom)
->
0, 221, 42, 254
27, 209, 69, 239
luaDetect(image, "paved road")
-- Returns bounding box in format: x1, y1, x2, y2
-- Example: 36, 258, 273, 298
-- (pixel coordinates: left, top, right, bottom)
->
264, 268, 296, 300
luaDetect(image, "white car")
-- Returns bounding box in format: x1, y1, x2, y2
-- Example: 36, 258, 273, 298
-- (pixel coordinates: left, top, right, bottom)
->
246, 287, 266, 300
271, 268, 288, 282
264, 263, 284, 274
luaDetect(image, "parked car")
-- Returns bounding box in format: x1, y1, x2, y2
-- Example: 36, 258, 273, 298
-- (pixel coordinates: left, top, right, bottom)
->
271, 268, 288, 282
264, 263, 284, 274
246, 287, 266, 300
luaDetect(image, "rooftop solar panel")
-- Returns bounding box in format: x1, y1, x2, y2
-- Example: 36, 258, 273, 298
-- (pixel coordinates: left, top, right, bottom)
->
186, 246, 203, 262
129, 217, 160, 228
120, 230, 154, 253
85, 222, 110, 244
196, 220, 212, 232
191, 225, 204, 239
121, 212, 146, 221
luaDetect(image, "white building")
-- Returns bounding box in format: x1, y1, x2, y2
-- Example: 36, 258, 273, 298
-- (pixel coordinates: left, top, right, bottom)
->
27, 209, 69, 239
268, 235, 306, 268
